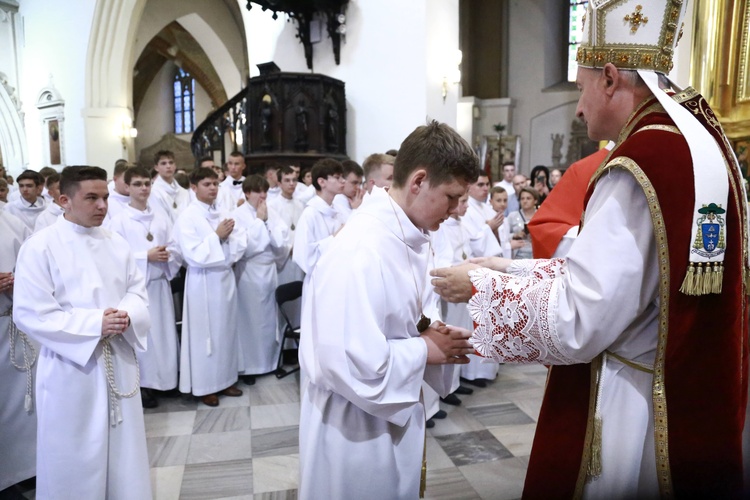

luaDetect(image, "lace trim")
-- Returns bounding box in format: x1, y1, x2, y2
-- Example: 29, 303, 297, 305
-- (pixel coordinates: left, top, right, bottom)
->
468, 267, 576, 365
506, 258, 566, 280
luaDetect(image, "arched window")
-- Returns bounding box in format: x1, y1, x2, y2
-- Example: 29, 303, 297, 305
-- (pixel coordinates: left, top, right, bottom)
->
568, 1, 588, 82
174, 68, 195, 134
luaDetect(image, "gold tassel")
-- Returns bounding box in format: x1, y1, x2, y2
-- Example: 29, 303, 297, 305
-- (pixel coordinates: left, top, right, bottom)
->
587, 416, 603, 478
702, 263, 713, 295
679, 263, 695, 295
713, 262, 723, 294
694, 264, 704, 296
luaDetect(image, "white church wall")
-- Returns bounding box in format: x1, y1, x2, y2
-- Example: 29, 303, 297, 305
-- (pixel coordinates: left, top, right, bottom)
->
507, 0, 578, 174
17, 0, 96, 170
507, 0, 697, 174
244, 0, 458, 162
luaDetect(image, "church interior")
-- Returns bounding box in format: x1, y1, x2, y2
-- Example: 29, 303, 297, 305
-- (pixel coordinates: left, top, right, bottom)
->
1, 0, 750, 498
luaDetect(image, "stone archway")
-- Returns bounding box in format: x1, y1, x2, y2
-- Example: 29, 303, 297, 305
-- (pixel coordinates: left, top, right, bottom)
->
83, 0, 148, 170
0, 72, 27, 173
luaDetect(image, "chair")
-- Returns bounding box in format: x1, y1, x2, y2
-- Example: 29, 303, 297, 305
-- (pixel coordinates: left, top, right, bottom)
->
275, 280, 303, 379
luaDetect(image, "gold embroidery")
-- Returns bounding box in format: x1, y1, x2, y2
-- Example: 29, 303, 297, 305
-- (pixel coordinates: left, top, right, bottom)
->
581, 156, 674, 497
633, 124, 681, 135
624, 5, 649, 33
577, 46, 674, 72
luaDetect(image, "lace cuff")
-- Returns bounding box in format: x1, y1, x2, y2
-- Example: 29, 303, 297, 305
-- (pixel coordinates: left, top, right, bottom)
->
468, 267, 577, 365
506, 258, 566, 280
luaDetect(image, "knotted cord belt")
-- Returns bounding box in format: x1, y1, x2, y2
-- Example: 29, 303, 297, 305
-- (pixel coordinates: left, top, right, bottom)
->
101, 335, 140, 426
2, 306, 37, 413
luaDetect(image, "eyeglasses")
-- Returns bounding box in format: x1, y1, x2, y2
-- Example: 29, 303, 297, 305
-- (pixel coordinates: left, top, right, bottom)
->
130, 181, 152, 188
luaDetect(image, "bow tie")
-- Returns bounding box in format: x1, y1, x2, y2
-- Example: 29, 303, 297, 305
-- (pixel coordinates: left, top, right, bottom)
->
233, 180, 243, 186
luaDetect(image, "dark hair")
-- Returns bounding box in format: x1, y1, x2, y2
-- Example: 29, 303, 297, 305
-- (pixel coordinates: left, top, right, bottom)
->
242, 174, 269, 194
530, 165, 551, 190
154, 150, 174, 166
277, 165, 295, 182
17, 169, 43, 186
342, 159, 363, 178
198, 156, 214, 165
60, 166, 107, 196
385, 149, 399, 156
189, 166, 218, 185
311, 158, 343, 191
228, 151, 244, 160
39, 166, 58, 179
174, 172, 190, 189
393, 121, 479, 188
264, 162, 281, 174
124, 166, 152, 184
45, 172, 61, 189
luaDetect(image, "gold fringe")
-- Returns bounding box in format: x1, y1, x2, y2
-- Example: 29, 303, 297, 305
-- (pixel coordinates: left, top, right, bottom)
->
680, 262, 725, 296
679, 263, 695, 295
713, 262, 723, 294
702, 263, 713, 295
420, 430, 427, 498
587, 416, 603, 478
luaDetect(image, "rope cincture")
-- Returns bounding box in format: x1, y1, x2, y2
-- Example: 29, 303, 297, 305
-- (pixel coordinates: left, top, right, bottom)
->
2, 306, 38, 413
101, 335, 140, 426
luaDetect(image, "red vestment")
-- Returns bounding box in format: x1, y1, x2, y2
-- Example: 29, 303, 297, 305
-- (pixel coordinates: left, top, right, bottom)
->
521, 93, 749, 498
528, 148, 609, 259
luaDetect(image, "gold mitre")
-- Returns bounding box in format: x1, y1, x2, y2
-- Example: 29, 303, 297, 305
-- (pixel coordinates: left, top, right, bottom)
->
576, 0, 689, 74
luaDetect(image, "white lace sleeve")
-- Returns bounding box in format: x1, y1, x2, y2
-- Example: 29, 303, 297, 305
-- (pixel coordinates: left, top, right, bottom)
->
506, 258, 565, 279
467, 267, 578, 365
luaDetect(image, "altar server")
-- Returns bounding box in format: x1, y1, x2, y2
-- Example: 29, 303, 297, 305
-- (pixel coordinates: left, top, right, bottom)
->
233, 175, 290, 380
109, 166, 182, 408
0, 209, 34, 492
173, 167, 247, 407
13, 165, 152, 499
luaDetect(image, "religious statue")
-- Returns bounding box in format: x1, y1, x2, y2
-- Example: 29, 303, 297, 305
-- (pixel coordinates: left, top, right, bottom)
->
295, 97, 308, 149
326, 106, 339, 151
260, 98, 273, 149
551, 133, 564, 168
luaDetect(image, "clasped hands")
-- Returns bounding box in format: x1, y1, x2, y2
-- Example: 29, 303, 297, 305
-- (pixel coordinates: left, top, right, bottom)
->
420, 321, 473, 365
102, 308, 130, 336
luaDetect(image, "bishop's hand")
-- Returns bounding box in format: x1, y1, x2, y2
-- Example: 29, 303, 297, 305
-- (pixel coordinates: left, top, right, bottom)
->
421, 321, 473, 365
430, 263, 480, 303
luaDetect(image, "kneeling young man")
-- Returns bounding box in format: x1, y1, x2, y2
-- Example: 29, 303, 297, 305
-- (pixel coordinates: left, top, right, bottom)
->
298, 121, 479, 499
13, 166, 152, 499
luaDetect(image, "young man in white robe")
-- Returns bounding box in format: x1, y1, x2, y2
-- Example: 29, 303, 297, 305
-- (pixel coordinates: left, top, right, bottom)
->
150, 150, 191, 223
430, 192, 476, 405
458, 173, 510, 386
268, 165, 305, 341
104, 159, 131, 225
216, 151, 246, 212
5, 170, 47, 232
173, 167, 247, 407
0, 177, 9, 208
292, 158, 345, 282
332, 160, 364, 223
298, 122, 478, 499
265, 163, 281, 201
13, 165, 152, 499
109, 166, 182, 409
0, 209, 35, 492
362, 153, 395, 194
33, 172, 65, 232
233, 175, 290, 382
